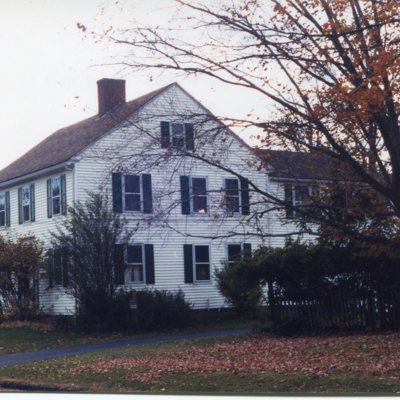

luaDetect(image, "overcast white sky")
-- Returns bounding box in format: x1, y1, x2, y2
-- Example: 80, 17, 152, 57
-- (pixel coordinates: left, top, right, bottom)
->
0, 0, 267, 170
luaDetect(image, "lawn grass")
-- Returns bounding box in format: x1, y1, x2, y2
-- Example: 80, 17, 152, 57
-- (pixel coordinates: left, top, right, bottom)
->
1, 331, 400, 394
0, 325, 123, 355
0, 310, 260, 355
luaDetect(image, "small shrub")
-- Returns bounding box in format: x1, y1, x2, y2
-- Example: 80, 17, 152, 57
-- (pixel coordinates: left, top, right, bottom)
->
136, 289, 193, 331
215, 260, 263, 317
76, 291, 134, 333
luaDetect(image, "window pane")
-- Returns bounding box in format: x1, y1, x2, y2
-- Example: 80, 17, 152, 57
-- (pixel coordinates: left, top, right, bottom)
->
295, 185, 309, 203
125, 194, 141, 211
0, 211, 5, 227
195, 245, 209, 263
171, 123, 184, 148
131, 265, 144, 282
0, 194, 5, 211
125, 175, 140, 193
23, 205, 30, 222
53, 197, 61, 215
52, 177, 60, 197
228, 244, 242, 263
192, 178, 206, 195
196, 264, 210, 281
22, 187, 30, 206
193, 196, 207, 213
225, 196, 239, 213
225, 179, 239, 193
127, 245, 142, 264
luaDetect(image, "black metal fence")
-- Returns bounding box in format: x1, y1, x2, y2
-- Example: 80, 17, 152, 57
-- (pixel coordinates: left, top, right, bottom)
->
270, 284, 400, 332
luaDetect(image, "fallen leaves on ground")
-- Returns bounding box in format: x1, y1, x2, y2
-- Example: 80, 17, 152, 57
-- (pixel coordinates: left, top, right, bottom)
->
65, 332, 400, 382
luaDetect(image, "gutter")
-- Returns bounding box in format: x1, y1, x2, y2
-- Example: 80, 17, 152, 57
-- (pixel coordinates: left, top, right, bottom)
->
0, 160, 76, 190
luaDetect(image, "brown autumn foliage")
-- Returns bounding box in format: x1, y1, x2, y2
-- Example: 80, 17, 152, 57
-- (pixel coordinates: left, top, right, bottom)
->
0, 234, 43, 320
64, 333, 400, 383
81, 0, 400, 250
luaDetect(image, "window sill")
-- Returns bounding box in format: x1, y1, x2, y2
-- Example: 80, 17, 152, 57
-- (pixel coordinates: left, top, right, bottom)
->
124, 282, 146, 287
191, 280, 212, 285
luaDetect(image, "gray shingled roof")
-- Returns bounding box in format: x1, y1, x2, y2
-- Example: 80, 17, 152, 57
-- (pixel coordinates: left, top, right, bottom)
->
257, 149, 347, 181
0, 84, 173, 184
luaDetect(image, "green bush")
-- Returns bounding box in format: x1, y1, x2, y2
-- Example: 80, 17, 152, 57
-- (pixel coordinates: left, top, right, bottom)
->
215, 260, 263, 317
136, 289, 193, 331
76, 288, 193, 333
76, 290, 134, 333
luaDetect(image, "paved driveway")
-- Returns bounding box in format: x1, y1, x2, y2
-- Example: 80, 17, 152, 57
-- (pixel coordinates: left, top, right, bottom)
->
0, 328, 251, 368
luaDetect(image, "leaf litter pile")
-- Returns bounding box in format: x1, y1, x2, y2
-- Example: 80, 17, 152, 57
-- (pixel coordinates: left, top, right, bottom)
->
62, 332, 400, 383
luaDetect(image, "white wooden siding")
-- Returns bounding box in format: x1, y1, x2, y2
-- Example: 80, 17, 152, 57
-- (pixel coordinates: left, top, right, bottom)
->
0, 84, 305, 314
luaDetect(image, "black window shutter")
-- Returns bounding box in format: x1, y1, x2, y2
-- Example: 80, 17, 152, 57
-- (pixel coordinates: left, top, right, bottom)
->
240, 178, 250, 215
243, 243, 252, 260
144, 244, 155, 284
284, 184, 294, 218
47, 178, 52, 218
185, 123, 194, 151
18, 187, 22, 225
161, 121, 170, 148
60, 174, 67, 215
112, 173, 123, 213
183, 244, 194, 283
114, 244, 125, 285
48, 249, 54, 288
142, 174, 153, 214
5, 191, 10, 227
30, 184, 35, 222
180, 176, 191, 215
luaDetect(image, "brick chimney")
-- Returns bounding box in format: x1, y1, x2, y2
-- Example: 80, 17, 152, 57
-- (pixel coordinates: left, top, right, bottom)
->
97, 78, 126, 116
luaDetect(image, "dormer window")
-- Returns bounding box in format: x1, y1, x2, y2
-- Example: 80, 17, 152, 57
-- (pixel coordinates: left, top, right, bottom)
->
160, 121, 194, 151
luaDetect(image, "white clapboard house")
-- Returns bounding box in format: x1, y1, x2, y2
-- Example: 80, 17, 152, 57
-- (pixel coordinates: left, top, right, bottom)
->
0, 78, 304, 314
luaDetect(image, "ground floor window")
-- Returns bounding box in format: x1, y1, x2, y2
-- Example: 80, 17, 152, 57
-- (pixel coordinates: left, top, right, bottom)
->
194, 245, 210, 281
126, 244, 144, 283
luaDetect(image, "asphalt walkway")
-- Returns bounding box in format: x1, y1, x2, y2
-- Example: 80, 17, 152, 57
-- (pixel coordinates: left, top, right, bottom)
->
0, 327, 252, 368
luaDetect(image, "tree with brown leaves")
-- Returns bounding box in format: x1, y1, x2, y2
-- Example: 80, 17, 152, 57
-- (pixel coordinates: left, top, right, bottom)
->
81, 0, 400, 250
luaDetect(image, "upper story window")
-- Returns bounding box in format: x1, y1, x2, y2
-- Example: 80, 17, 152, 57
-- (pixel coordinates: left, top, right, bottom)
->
161, 121, 194, 151
224, 177, 250, 216
180, 176, 208, 215
224, 178, 240, 215
112, 173, 153, 214
18, 184, 35, 224
284, 183, 313, 219
0, 192, 10, 227
47, 174, 67, 218
124, 175, 141, 212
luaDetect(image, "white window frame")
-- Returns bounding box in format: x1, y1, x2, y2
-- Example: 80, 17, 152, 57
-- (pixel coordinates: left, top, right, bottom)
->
190, 176, 208, 215
224, 177, 241, 216
21, 185, 31, 223
285, 183, 313, 219
123, 174, 143, 213
0, 193, 5, 227
226, 243, 245, 267
125, 244, 145, 284
170, 122, 186, 149
51, 176, 62, 216
192, 244, 211, 282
